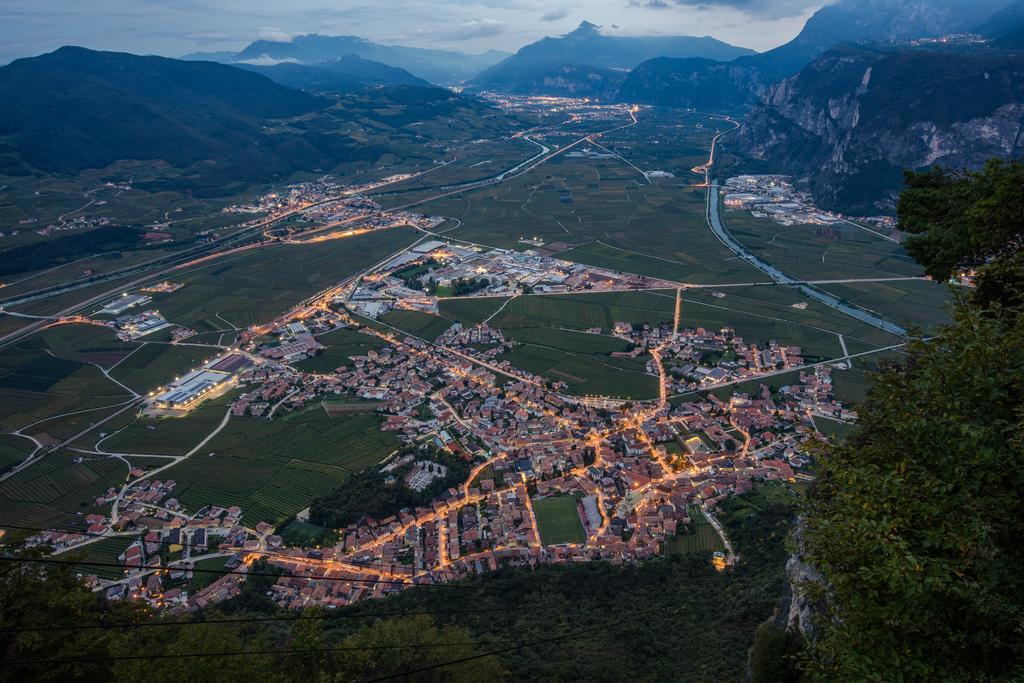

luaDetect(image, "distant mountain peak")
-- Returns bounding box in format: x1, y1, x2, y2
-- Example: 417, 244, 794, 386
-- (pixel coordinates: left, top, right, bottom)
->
567, 21, 601, 37
469, 22, 754, 91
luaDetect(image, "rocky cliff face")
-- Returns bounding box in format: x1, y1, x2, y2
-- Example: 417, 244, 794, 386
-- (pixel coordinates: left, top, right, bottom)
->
736, 46, 1024, 213
596, 0, 1012, 114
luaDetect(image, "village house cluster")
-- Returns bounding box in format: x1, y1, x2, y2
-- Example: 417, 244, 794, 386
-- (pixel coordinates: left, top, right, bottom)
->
241, 346, 841, 609
723, 175, 897, 232
223, 177, 345, 216
723, 175, 846, 227
615, 322, 805, 392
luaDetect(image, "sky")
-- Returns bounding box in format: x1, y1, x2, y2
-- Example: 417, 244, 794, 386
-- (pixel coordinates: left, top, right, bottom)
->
0, 0, 832, 64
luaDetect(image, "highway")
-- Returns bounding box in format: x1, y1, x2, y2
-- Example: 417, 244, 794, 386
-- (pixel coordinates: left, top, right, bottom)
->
686, 114, 907, 337
704, 179, 908, 337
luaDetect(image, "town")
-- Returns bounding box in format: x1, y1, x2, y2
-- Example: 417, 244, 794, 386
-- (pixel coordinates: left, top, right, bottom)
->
35, 258, 852, 612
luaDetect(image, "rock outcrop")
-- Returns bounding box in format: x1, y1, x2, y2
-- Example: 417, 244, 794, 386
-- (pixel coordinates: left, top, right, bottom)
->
736, 45, 1024, 213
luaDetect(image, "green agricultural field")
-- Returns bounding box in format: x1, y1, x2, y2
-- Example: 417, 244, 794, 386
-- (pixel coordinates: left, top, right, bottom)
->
489, 291, 675, 331
814, 415, 859, 443
499, 344, 658, 399
665, 505, 725, 555
137, 405, 399, 524
66, 537, 136, 580
597, 109, 729, 173
277, 519, 339, 547
0, 336, 132, 434
0, 450, 127, 529
438, 297, 510, 326
723, 209, 924, 281
151, 454, 348, 526
404, 141, 764, 285
180, 330, 237, 346
141, 227, 419, 333
0, 161, 256, 289
202, 407, 399, 471
497, 324, 658, 399
479, 289, 900, 399
0, 434, 32, 475
831, 350, 907, 406
680, 284, 903, 348
502, 327, 632, 354
21, 325, 136, 367
532, 495, 586, 545
187, 556, 232, 593
819, 279, 955, 332
374, 136, 541, 201
296, 327, 389, 373
378, 309, 454, 341
719, 483, 800, 521
23, 403, 137, 443
102, 391, 240, 456
0, 314, 32, 341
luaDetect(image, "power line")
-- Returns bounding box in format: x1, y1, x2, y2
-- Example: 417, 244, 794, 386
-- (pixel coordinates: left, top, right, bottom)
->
364, 620, 625, 682
0, 522, 405, 574
1, 524, 564, 596
5, 618, 629, 669
0, 555, 488, 591
0, 605, 556, 635
4, 640, 511, 667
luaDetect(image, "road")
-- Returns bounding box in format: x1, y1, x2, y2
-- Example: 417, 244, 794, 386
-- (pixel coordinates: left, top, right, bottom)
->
692, 116, 740, 183
704, 180, 908, 337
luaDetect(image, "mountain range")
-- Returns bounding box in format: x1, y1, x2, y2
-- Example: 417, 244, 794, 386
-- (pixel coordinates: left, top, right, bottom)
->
0, 47, 323, 176
474, 0, 1015, 104
466, 21, 754, 93
187, 34, 509, 85
0, 47, 515, 195
7, 0, 1024, 212
236, 55, 431, 91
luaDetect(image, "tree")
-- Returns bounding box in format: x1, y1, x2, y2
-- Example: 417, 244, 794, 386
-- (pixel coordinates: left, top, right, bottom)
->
0, 559, 148, 683
749, 623, 802, 683
288, 606, 328, 680
330, 615, 506, 682
801, 160, 1024, 680
898, 160, 1024, 309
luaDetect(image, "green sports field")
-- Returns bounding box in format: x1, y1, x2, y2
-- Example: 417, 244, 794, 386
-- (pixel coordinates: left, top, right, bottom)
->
532, 495, 587, 545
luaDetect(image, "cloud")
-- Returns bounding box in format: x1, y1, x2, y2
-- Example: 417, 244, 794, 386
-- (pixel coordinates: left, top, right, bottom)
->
256, 28, 294, 43
235, 55, 300, 65
444, 18, 511, 39
540, 7, 571, 21
626, 0, 821, 19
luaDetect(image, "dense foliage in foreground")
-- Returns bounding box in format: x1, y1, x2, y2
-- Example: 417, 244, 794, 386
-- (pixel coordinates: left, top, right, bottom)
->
0, 489, 793, 681
799, 161, 1024, 679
